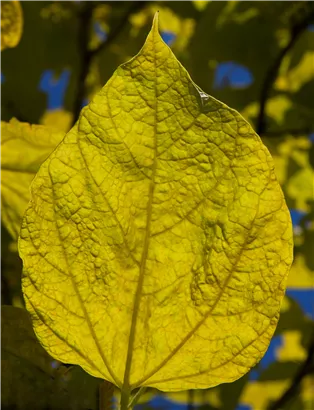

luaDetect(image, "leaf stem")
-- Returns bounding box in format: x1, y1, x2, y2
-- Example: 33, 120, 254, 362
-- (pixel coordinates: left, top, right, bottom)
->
129, 386, 147, 409
120, 388, 131, 410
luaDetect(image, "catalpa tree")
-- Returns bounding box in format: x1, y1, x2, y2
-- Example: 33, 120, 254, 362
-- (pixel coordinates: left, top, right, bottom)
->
2, 2, 313, 410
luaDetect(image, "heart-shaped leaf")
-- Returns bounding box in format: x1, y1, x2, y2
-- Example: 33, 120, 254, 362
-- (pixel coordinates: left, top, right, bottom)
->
19, 14, 293, 402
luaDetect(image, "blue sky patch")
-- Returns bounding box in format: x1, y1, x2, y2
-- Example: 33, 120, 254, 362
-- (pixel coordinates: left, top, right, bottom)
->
161, 30, 176, 46
50, 360, 59, 369
286, 289, 314, 319
136, 391, 253, 410
236, 405, 252, 410
213, 62, 253, 89
94, 21, 107, 43
39, 69, 70, 110
137, 395, 200, 410
289, 209, 307, 227
81, 98, 89, 109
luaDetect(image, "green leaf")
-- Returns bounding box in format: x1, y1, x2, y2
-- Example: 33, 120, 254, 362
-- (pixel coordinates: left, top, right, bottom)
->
2, 305, 56, 410
1, 118, 64, 239
19, 14, 293, 398
2, 305, 102, 410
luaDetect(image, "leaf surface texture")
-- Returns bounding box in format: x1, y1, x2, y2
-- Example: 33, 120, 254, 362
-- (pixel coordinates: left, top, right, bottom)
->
19, 17, 293, 392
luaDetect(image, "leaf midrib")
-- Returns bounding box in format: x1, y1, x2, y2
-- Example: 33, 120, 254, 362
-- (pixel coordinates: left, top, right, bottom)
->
122, 31, 159, 392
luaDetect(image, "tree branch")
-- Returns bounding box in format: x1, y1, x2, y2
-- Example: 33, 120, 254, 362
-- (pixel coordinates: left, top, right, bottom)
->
4, 100, 28, 123
261, 127, 314, 138
71, 1, 147, 127
71, 2, 95, 126
1, 274, 12, 305
187, 389, 195, 410
90, 1, 147, 59
99, 380, 115, 410
268, 331, 314, 410
256, 7, 314, 136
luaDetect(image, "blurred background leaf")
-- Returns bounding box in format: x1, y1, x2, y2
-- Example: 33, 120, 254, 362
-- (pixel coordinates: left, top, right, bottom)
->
1, 305, 103, 410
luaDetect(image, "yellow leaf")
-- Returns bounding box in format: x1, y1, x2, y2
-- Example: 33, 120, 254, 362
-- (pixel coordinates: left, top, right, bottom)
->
240, 380, 289, 409
241, 95, 292, 127
287, 254, 314, 288
40, 2, 72, 23
130, 5, 195, 52
287, 167, 314, 212
276, 330, 307, 362
19, 14, 293, 402
264, 136, 311, 187
216, 2, 259, 28
193, 1, 211, 12
1, 0, 23, 51
275, 51, 314, 92
1, 119, 64, 239
40, 109, 73, 133
301, 375, 314, 407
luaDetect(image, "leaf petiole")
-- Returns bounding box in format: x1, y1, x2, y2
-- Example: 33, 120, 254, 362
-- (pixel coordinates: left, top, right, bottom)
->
128, 386, 147, 409
119, 386, 147, 410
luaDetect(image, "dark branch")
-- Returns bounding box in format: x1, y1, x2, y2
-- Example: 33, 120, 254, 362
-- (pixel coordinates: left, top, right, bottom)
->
256, 8, 314, 136
268, 331, 314, 410
1, 274, 12, 305
71, 1, 147, 127
187, 389, 195, 410
71, 2, 94, 127
4, 100, 28, 123
90, 1, 147, 58
261, 127, 314, 138
98, 380, 114, 410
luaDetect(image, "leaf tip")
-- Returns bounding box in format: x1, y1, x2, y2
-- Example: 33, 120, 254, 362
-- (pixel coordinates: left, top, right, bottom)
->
143, 11, 163, 50
151, 11, 160, 38
152, 11, 159, 28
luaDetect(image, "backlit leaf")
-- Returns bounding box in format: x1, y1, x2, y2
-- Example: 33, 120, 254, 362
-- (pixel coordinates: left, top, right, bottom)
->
192, 1, 210, 12
240, 380, 290, 410
1, 0, 23, 51
40, 108, 73, 133
276, 330, 307, 362
130, 4, 195, 53
287, 254, 313, 288
1, 118, 64, 239
287, 167, 314, 211
19, 14, 293, 399
275, 51, 314, 93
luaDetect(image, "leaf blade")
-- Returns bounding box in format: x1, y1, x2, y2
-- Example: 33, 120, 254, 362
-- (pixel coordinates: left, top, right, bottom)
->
19, 16, 293, 393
